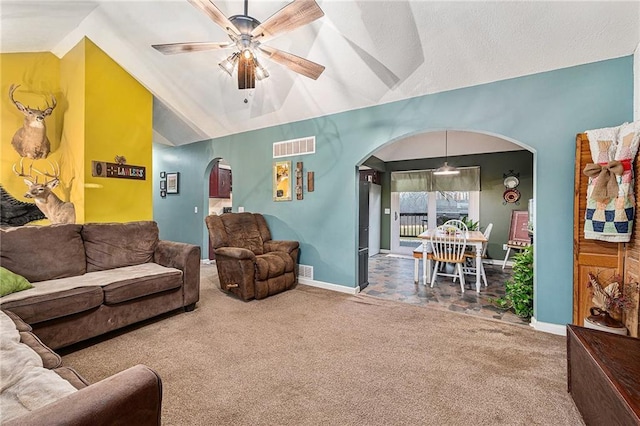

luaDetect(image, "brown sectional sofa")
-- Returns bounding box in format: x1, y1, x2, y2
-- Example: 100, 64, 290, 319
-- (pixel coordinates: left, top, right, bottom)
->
1, 310, 162, 425
0, 221, 200, 350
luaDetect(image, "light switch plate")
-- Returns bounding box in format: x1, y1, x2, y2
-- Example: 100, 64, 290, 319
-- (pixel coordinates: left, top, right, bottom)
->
384, 208, 391, 215
238, 207, 244, 212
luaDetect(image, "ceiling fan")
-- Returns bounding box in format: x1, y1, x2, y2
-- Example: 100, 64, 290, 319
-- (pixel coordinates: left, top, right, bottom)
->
152, 0, 325, 90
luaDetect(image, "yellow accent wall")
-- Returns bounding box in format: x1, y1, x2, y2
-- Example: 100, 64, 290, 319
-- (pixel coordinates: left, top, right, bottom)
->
83, 39, 152, 222
0, 37, 153, 225
1, 53, 62, 225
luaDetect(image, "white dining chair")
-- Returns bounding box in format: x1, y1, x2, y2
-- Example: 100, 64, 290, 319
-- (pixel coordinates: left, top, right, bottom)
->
443, 219, 468, 232
430, 225, 468, 293
460, 223, 493, 288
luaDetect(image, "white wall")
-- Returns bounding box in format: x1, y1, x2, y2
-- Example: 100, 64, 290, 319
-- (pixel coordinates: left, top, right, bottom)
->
635, 42, 640, 120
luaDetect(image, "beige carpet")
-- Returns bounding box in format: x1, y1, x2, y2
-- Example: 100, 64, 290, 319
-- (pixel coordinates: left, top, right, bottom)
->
62, 264, 583, 425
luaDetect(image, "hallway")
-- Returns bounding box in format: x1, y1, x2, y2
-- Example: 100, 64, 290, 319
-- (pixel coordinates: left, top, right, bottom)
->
363, 254, 530, 326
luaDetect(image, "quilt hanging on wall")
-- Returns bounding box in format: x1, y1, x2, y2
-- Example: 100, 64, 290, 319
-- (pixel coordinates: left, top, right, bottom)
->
583, 121, 640, 242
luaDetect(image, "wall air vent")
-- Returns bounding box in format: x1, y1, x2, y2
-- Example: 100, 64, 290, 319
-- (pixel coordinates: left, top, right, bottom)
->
297, 264, 314, 279
273, 136, 315, 158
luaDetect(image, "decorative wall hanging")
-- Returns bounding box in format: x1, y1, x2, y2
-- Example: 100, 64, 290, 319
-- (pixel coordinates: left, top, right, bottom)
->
583, 121, 640, 242
12, 159, 75, 224
273, 161, 291, 201
9, 84, 56, 160
166, 172, 179, 194
296, 162, 303, 200
92, 159, 146, 180
307, 171, 314, 192
502, 170, 521, 204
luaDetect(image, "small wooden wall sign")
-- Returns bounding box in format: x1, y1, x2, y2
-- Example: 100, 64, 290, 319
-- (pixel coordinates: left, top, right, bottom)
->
92, 161, 146, 180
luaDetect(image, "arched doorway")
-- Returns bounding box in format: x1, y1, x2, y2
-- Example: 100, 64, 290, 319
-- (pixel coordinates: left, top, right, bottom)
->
358, 129, 535, 324
206, 157, 232, 260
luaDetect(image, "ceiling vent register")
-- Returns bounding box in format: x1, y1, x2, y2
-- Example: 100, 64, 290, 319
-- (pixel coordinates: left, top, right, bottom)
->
273, 136, 315, 158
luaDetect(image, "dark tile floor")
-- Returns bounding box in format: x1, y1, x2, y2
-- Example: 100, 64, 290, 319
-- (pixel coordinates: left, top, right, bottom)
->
362, 254, 531, 326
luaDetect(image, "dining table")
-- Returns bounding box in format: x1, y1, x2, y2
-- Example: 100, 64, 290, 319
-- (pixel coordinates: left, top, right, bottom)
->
418, 229, 488, 293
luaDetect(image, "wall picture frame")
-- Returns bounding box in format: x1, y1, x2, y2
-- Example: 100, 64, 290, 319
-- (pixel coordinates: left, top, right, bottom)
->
273, 161, 292, 201
160, 180, 166, 190
166, 172, 179, 194
160, 171, 166, 179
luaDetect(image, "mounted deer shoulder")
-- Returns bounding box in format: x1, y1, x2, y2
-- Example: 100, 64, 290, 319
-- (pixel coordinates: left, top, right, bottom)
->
13, 159, 75, 225
9, 84, 56, 160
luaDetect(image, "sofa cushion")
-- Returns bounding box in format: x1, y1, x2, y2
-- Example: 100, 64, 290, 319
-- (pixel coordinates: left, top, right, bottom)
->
102, 266, 182, 305
1, 287, 104, 325
53, 367, 89, 390
82, 221, 159, 272
19, 330, 62, 369
0, 311, 77, 422
0, 224, 86, 282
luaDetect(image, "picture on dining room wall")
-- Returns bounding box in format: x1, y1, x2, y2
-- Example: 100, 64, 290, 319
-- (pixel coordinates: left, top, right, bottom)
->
273, 161, 292, 201
166, 172, 179, 194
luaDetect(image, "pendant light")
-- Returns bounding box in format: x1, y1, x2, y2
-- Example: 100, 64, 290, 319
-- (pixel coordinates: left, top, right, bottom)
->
433, 130, 459, 176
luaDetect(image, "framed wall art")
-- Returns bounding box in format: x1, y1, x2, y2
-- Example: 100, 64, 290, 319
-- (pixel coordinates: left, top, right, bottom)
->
273, 161, 292, 201
166, 172, 179, 194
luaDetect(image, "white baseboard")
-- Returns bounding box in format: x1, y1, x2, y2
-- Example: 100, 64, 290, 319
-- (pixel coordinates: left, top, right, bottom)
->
379, 249, 391, 254
298, 277, 359, 295
201, 259, 214, 264
530, 317, 566, 336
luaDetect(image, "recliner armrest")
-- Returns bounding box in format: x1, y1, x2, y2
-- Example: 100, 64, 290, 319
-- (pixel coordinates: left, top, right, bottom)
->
215, 246, 256, 260
5, 364, 162, 426
264, 240, 299, 255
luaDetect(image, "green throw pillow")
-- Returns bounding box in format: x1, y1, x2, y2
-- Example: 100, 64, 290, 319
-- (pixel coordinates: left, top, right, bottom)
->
0, 267, 33, 297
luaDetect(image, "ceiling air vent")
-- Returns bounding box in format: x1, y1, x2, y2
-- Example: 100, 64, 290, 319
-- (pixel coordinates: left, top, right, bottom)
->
273, 136, 315, 158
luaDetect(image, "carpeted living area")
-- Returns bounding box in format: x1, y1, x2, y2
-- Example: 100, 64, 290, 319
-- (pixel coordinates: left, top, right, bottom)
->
61, 263, 583, 425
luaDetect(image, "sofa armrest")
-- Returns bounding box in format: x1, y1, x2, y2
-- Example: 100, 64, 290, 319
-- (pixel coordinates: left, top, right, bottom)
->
154, 241, 200, 308
264, 240, 299, 255
5, 364, 162, 426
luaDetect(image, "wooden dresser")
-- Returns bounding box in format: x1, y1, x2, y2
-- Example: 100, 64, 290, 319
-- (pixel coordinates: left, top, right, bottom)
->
567, 325, 640, 425
573, 133, 640, 337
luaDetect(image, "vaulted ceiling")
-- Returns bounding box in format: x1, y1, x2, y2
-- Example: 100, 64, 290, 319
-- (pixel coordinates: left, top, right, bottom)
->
1, 1, 639, 160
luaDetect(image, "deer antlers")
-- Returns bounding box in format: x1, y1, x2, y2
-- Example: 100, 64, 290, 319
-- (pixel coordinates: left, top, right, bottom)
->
9, 84, 57, 116
13, 158, 60, 184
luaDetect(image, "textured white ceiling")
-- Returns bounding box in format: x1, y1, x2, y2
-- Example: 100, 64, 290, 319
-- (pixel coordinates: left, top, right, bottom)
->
1, 0, 639, 161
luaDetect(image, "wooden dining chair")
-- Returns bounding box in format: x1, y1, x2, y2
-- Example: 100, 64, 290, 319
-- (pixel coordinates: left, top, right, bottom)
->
460, 223, 493, 288
429, 225, 468, 293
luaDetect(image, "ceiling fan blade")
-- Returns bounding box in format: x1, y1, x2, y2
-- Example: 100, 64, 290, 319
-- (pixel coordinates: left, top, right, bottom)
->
259, 45, 324, 80
188, 0, 240, 36
251, 0, 324, 42
152, 41, 232, 55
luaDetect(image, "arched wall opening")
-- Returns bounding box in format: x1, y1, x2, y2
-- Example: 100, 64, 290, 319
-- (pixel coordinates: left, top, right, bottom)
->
356, 129, 536, 315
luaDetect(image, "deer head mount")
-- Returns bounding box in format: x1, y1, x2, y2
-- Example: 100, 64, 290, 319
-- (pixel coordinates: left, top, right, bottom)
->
9, 84, 56, 160
13, 158, 75, 225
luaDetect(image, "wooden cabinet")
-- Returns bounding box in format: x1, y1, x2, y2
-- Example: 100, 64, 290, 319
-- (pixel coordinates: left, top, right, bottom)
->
567, 325, 640, 425
209, 163, 232, 198
573, 133, 640, 337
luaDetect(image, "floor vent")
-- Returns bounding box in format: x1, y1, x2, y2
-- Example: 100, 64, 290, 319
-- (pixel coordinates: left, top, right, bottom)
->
273, 136, 315, 158
298, 264, 314, 279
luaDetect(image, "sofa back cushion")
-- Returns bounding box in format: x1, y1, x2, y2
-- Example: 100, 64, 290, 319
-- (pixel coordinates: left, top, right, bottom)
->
82, 221, 159, 272
0, 224, 86, 282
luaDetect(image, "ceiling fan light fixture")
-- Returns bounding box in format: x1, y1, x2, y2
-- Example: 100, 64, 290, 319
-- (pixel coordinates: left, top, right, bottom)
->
254, 57, 269, 80
219, 52, 239, 76
242, 48, 253, 59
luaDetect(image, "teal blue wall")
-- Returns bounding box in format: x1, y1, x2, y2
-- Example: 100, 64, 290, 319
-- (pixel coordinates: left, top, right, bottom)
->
153, 56, 633, 327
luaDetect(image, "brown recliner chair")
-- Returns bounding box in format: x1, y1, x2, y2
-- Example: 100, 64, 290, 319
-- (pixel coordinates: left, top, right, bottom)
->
205, 212, 299, 301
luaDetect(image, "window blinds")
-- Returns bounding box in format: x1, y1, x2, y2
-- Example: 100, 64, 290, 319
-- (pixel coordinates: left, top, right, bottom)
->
390, 167, 480, 192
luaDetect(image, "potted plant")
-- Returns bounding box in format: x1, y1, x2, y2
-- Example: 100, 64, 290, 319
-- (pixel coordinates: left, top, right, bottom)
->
491, 245, 533, 319
461, 216, 479, 231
